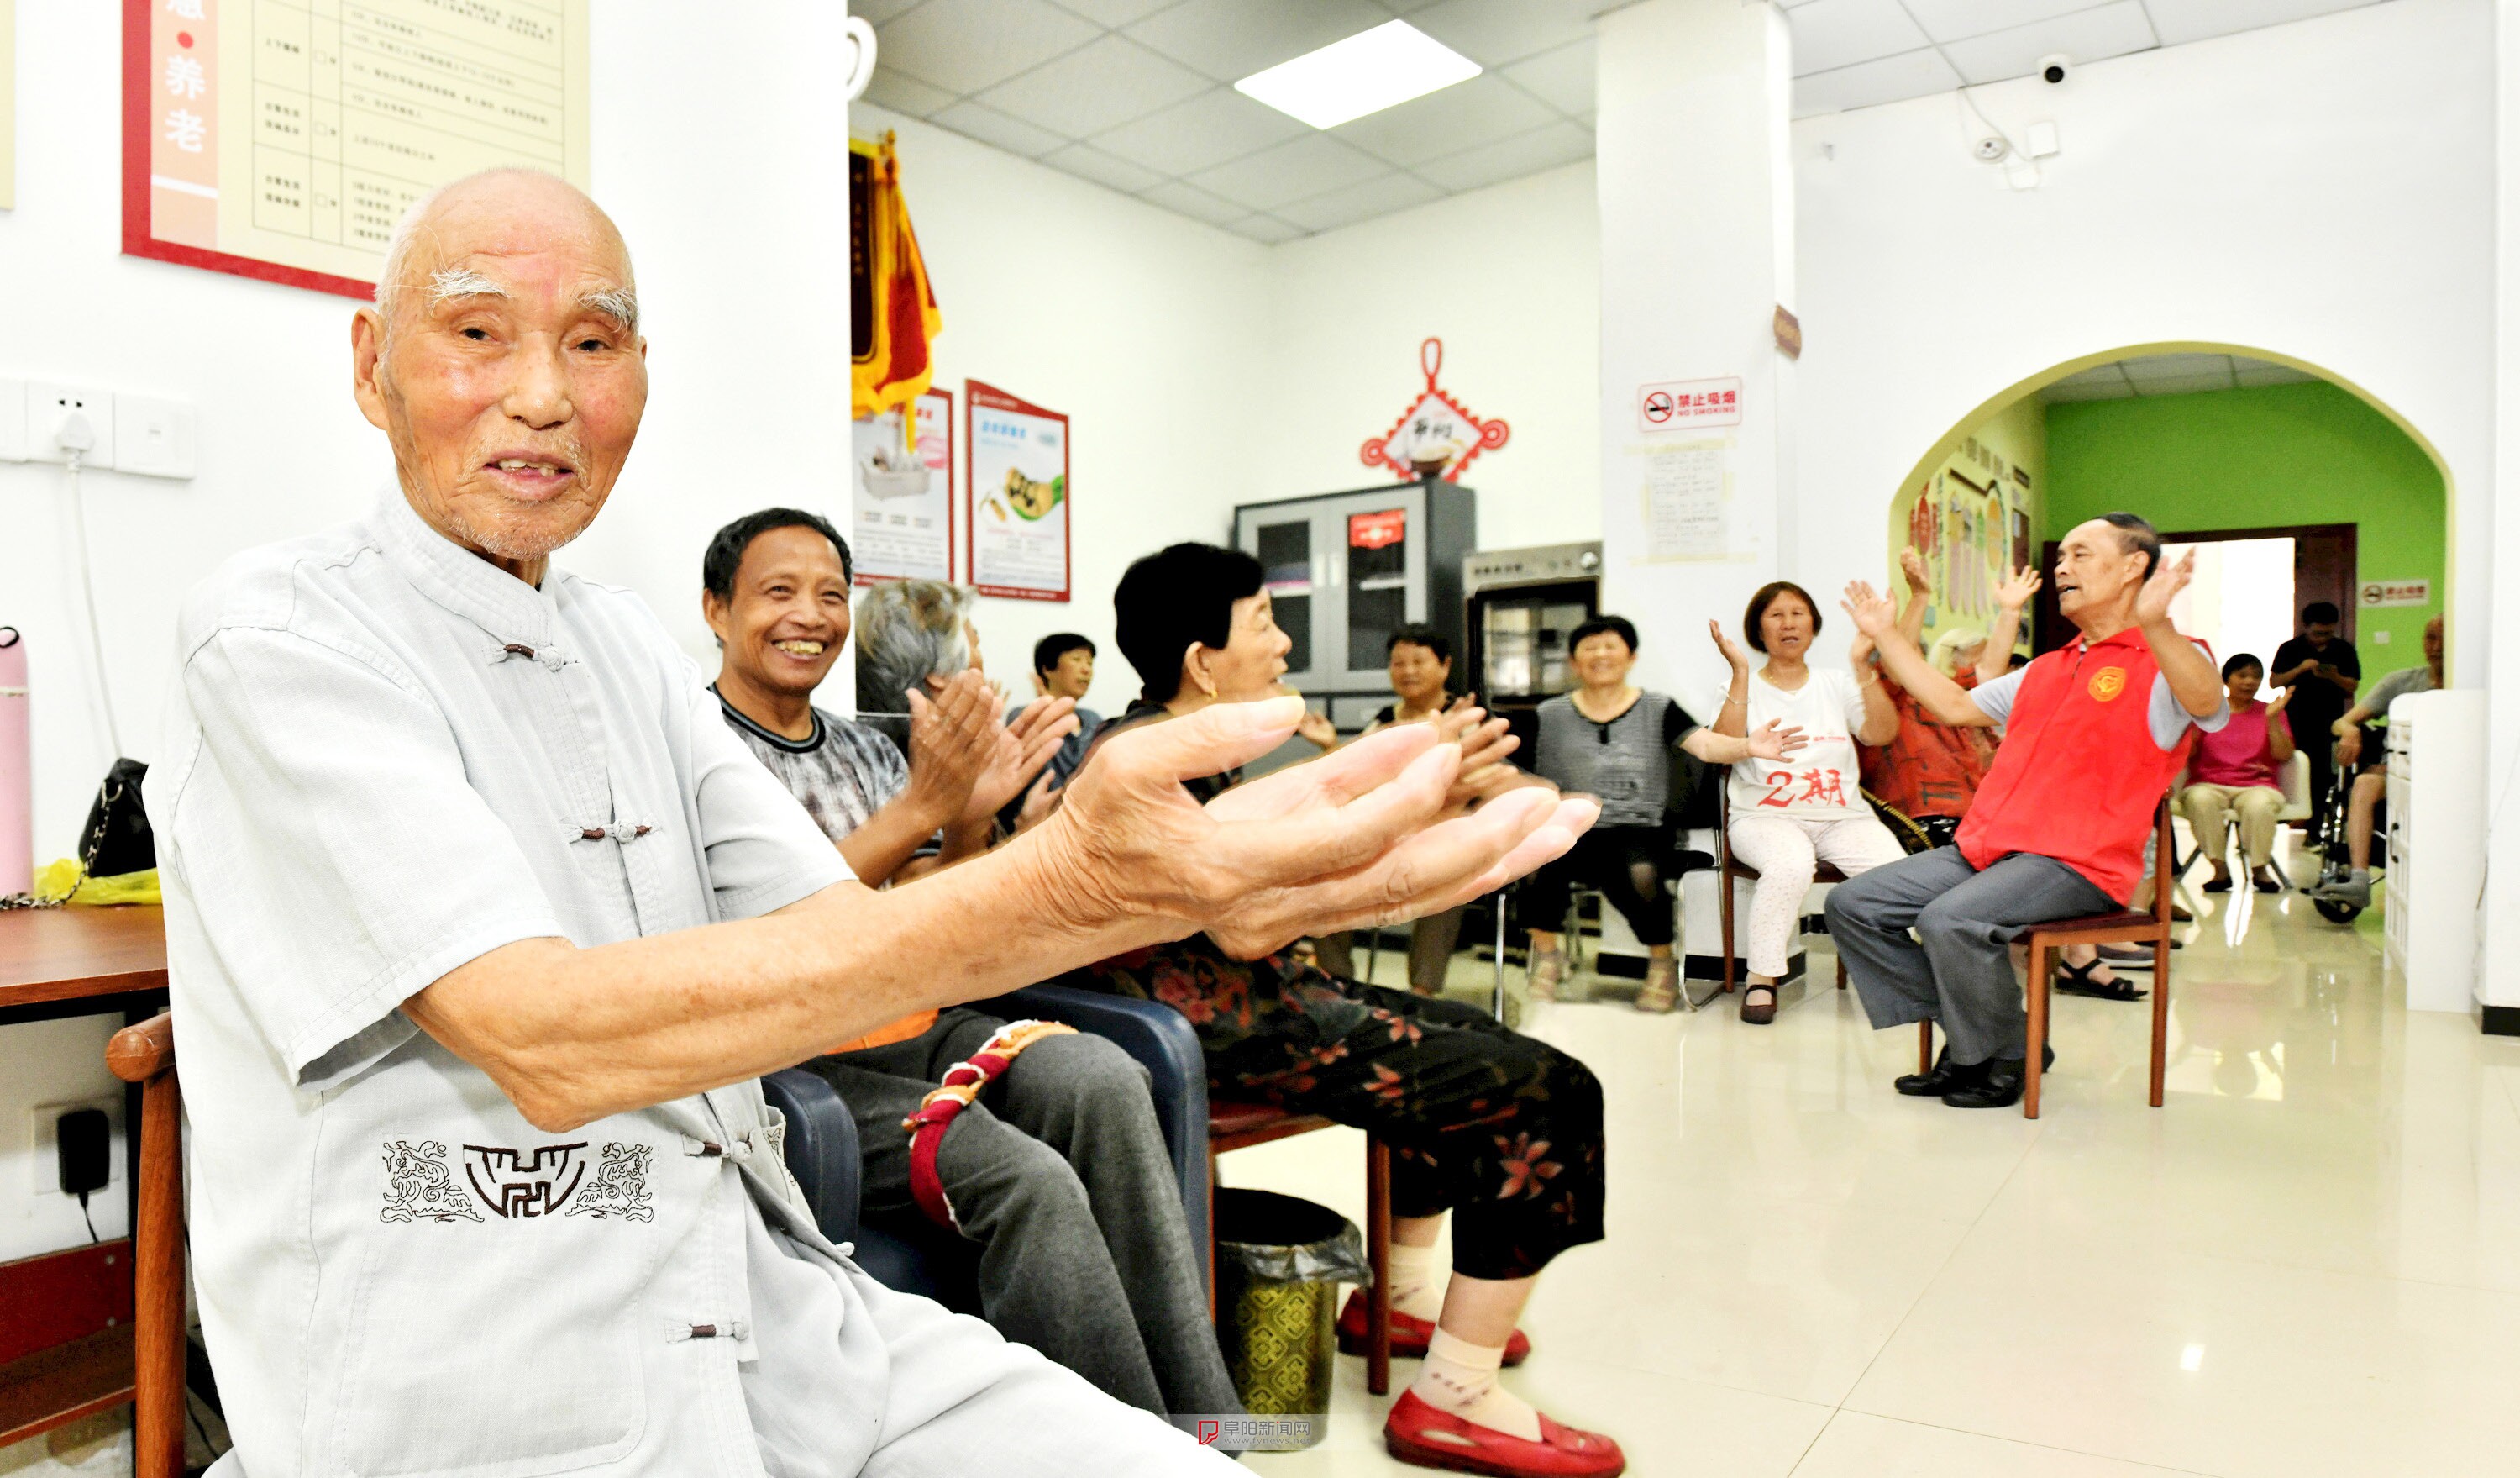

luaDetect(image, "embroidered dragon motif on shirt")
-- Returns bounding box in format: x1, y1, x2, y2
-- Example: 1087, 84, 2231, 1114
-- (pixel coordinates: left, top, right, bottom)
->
564, 1143, 656, 1222
379, 1140, 483, 1223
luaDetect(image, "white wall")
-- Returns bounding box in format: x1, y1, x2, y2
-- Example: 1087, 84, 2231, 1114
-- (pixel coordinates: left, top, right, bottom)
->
845, 103, 1273, 716
1260, 161, 1600, 555
1788, 0, 2493, 664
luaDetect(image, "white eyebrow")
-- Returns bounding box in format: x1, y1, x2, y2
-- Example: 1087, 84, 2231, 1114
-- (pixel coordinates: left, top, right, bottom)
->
580, 285, 639, 335
427, 266, 507, 305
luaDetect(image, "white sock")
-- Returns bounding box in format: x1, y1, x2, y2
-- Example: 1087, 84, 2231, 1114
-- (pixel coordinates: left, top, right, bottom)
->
1388, 1241, 1443, 1322
1411, 1328, 1541, 1441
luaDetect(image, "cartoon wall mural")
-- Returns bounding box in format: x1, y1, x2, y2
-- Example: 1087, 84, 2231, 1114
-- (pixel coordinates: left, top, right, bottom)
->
1887, 398, 2045, 660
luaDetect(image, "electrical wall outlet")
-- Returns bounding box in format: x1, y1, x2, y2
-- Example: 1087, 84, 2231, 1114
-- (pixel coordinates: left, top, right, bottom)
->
29, 1095, 123, 1195
115, 394, 197, 479
24, 382, 116, 471
0, 376, 26, 461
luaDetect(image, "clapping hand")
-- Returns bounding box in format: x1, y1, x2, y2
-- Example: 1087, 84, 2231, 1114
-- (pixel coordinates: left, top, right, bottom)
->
1898, 545, 1933, 597
1994, 565, 2043, 613
2134, 548, 2197, 627
1839, 581, 1899, 640
1706, 618, 1752, 671
962, 693, 1080, 828
2265, 685, 2292, 716
1746, 718, 1806, 762
905, 671, 1006, 825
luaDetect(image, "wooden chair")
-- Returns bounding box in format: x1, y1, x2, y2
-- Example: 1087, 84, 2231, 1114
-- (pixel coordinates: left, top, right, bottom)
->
1207, 1102, 1392, 1395
103, 1012, 183, 1478
1914, 801, 2176, 1119
1716, 788, 1851, 996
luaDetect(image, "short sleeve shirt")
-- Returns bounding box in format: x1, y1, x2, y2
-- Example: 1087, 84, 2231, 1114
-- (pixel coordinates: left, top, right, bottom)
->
719, 692, 910, 844
2271, 635, 2360, 726
1531, 692, 1698, 828
151, 493, 884, 1476
1970, 642, 2229, 750
1728, 668, 1868, 817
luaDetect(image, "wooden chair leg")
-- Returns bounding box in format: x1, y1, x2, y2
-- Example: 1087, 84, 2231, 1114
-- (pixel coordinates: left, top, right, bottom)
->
134, 1068, 185, 1478
1919, 1018, 1935, 1075
1836, 954, 1847, 991
1365, 1139, 1392, 1396
2150, 933, 2171, 1108
2024, 940, 2048, 1120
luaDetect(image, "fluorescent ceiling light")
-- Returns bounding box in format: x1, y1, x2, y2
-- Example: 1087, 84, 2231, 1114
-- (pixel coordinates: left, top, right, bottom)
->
1234, 21, 1481, 130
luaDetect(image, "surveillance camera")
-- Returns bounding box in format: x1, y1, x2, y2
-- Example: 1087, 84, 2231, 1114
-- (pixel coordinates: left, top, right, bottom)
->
2037, 53, 2071, 85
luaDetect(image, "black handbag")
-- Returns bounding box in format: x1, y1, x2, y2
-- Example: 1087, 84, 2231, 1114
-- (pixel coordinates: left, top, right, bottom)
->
0, 758, 153, 909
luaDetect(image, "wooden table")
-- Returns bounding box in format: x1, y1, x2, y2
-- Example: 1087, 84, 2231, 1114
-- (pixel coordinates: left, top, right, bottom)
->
0, 906, 168, 1459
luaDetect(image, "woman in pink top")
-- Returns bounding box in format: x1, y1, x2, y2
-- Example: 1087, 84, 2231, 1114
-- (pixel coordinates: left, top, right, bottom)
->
2176, 653, 2297, 893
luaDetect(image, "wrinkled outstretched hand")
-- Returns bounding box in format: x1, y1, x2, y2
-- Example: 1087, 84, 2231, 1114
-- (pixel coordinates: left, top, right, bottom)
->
1035, 696, 1594, 958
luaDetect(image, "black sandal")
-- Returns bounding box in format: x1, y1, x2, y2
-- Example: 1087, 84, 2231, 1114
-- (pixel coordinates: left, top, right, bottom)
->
2055, 956, 2147, 1001
1740, 982, 1777, 1025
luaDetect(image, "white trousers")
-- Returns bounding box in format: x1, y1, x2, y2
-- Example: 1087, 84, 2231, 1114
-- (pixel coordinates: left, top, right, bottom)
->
1726, 813, 1909, 979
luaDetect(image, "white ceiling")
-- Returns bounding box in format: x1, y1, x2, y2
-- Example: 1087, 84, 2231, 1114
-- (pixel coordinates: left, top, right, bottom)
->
2039, 352, 2320, 401
856, 0, 2392, 241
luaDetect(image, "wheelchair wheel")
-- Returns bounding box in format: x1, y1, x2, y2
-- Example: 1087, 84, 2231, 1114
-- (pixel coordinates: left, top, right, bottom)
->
2313, 897, 2362, 924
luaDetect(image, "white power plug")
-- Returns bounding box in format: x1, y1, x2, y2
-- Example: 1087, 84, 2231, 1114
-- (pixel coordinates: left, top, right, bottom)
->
26, 384, 115, 471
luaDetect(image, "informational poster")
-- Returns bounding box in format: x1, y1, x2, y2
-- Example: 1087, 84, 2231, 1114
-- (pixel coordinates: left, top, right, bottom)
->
850, 390, 955, 586
966, 381, 1070, 602
121, 0, 591, 298
1640, 440, 1730, 561
1, 0, 15, 210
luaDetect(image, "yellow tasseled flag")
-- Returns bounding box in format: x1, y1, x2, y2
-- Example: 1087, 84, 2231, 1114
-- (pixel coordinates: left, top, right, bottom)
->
850, 132, 942, 425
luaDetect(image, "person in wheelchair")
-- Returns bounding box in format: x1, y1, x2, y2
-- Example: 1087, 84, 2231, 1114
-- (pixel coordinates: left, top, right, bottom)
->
2176, 653, 2296, 895
702, 510, 1240, 1425
2313, 614, 2444, 909
1520, 612, 1805, 1013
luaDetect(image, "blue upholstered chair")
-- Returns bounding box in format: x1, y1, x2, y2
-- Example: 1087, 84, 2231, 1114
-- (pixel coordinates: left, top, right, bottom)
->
760, 983, 1211, 1311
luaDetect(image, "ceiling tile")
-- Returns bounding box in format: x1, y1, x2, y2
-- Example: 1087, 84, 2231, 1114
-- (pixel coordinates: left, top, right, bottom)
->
1125, 0, 1394, 82
2121, 352, 2234, 381
876, 0, 1100, 93
2148, 0, 2376, 47
1137, 179, 1254, 224
1413, 119, 1593, 192
976, 34, 1214, 136
849, 0, 928, 23
2234, 360, 2318, 385
1502, 39, 1594, 117
1090, 87, 1310, 174
1943, 1, 2157, 83
1038, 141, 1168, 192
2041, 379, 2137, 401
1185, 132, 1391, 208
1404, 0, 1597, 66
1899, 0, 2108, 44
1276, 171, 1445, 230
1788, 0, 1932, 76
1791, 48, 1963, 116
929, 98, 1072, 157
1330, 74, 1556, 166
2050, 365, 2134, 387
2131, 372, 2241, 396
861, 67, 958, 118
1047, 0, 1179, 24
1225, 213, 1310, 243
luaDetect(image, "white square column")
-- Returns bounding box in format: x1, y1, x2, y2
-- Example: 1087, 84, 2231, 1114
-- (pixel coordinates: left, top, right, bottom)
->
1594, 0, 1797, 703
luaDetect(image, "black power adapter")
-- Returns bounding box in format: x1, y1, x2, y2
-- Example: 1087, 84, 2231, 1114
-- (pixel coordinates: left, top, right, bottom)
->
58, 1107, 111, 1197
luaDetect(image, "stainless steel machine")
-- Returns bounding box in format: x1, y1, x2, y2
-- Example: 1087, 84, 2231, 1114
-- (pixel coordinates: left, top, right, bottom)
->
1463, 541, 1601, 758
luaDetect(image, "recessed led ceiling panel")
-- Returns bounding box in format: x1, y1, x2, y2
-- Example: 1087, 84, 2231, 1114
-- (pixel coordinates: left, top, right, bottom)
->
1234, 20, 1483, 131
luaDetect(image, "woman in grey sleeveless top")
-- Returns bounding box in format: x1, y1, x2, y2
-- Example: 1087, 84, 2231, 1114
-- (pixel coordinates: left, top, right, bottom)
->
1520, 615, 1806, 1011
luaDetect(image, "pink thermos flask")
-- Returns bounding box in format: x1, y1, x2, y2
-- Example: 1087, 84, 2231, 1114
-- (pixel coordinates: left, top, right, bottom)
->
0, 628, 29, 896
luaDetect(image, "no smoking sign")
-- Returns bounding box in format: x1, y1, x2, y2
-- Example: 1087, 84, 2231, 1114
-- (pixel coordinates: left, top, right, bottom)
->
1636, 376, 1743, 433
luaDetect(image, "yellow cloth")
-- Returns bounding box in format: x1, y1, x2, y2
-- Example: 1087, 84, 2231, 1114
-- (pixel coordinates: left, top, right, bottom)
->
32, 859, 163, 905
849, 132, 942, 423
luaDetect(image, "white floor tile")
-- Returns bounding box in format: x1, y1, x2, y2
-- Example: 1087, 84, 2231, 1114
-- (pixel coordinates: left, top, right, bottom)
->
1792, 1411, 2213, 1476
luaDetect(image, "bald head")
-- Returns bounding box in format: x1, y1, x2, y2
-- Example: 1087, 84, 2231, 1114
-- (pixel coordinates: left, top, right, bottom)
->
375, 169, 638, 344
351, 167, 649, 586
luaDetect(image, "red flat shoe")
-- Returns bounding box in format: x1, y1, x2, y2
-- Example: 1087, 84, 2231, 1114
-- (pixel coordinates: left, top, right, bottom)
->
1383, 1390, 1625, 1477
1338, 1290, 1530, 1365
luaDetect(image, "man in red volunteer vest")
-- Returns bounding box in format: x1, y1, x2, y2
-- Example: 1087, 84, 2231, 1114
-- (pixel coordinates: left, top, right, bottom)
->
1824, 513, 2228, 1108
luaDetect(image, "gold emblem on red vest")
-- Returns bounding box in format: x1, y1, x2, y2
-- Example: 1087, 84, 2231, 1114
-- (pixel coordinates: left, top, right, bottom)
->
2088, 666, 2129, 702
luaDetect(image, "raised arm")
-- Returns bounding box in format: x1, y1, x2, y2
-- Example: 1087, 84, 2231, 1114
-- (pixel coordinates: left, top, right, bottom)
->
1847, 628, 1899, 745
409, 700, 1597, 1130
2264, 684, 2297, 764
1705, 618, 1753, 738
2134, 550, 2225, 718
1896, 546, 1931, 650
1843, 581, 1993, 727
1980, 565, 2040, 684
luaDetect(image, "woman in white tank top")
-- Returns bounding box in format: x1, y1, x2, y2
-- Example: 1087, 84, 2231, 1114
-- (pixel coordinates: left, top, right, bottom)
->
1707, 581, 1907, 1024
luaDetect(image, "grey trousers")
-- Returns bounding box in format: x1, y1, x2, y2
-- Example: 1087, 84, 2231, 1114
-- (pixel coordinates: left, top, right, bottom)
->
1824, 846, 2113, 1067
806, 1008, 1239, 1423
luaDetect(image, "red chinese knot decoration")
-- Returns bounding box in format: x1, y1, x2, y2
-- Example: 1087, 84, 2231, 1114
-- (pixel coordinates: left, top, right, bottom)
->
1359, 338, 1510, 482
